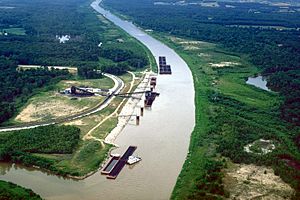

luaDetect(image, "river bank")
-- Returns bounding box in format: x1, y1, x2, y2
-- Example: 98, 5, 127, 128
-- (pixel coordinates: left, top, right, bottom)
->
145, 33, 298, 199
104, 71, 153, 145
0, 180, 42, 200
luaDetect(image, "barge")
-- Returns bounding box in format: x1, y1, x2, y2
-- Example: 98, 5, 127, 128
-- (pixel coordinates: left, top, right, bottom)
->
144, 91, 160, 107
101, 146, 137, 179
159, 65, 172, 74
101, 155, 120, 175
158, 56, 172, 75
150, 77, 157, 88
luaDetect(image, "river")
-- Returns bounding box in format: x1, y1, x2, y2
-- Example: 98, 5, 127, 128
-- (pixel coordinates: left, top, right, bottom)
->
0, 0, 195, 199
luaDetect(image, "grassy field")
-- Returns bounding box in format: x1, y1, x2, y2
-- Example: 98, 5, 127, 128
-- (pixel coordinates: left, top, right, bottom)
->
13, 76, 114, 123
147, 33, 300, 199
30, 71, 144, 177
1, 27, 26, 35
52, 141, 113, 176
0, 180, 42, 200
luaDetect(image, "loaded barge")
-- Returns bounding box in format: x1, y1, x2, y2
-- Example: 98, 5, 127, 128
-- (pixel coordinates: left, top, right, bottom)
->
101, 155, 120, 175
159, 56, 172, 74
102, 146, 139, 179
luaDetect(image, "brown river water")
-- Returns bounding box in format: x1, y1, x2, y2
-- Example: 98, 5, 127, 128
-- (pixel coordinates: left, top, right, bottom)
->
0, 1, 195, 199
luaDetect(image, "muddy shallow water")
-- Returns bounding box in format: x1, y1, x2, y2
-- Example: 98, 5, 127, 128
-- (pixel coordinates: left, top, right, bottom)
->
0, 1, 195, 199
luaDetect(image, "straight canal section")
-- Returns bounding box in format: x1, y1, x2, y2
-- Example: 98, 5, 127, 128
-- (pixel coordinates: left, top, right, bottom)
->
0, 0, 195, 199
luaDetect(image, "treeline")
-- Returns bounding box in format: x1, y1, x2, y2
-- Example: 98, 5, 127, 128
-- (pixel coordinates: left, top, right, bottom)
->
104, 0, 300, 125
0, 125, 80, 174
0, 0, 102, 67
76, 47, 149, 76
0, 0, 149, 73
268, 70, 300, 125
0, 125, 80, 154
100, 47, 148, 75
187, 160, 227, 199
209, 88, 300, 197
78, 64, 103, 79
0, 180, 42, 200
104, 0, 300, 27
0, 57, 70, 125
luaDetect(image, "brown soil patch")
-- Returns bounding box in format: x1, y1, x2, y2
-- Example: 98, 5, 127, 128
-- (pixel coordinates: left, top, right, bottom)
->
168, 36, 205, 45
15, 98, 89, 122
224, 164, 294, 199
209, 62, 239, 68
17, 65, 77, 74
64, 80, 78, 84
184, 45, 200, 50
64, 120, 86, 126
198, 53, 210, 57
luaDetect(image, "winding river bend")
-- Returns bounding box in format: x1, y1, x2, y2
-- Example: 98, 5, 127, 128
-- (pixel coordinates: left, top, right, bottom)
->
0, 1, 195, 199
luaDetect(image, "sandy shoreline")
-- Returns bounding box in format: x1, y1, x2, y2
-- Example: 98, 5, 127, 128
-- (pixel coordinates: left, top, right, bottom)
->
104, 71, 154, 145
67, 70, 155, 180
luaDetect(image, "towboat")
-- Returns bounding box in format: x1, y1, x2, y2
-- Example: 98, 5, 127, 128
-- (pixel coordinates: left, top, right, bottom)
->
127, 155, 142, 165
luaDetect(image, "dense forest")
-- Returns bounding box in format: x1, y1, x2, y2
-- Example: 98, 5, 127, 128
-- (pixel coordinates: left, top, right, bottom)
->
0, 0, 150, 124
211, 87, 300, 195
0, 0, 100, 66
0, 57, 70, 124
103, 0, 300, 126
0, 125, 80, 172
0, 0, 148, 70
156, 33, 300, 199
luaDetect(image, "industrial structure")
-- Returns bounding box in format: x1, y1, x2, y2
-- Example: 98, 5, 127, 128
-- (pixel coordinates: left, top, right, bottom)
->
61, 86, 110, 97
144, 91, 159, 107
115, 90, 159, 107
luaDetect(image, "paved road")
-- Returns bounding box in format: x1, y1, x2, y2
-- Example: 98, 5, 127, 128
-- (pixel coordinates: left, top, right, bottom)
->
0, 73, 124, 132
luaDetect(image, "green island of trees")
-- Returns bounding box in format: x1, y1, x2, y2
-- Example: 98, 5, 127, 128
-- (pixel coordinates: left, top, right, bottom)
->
0, 125, 80, 172
0, 180, 42, 200
0, 125, 80, 199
